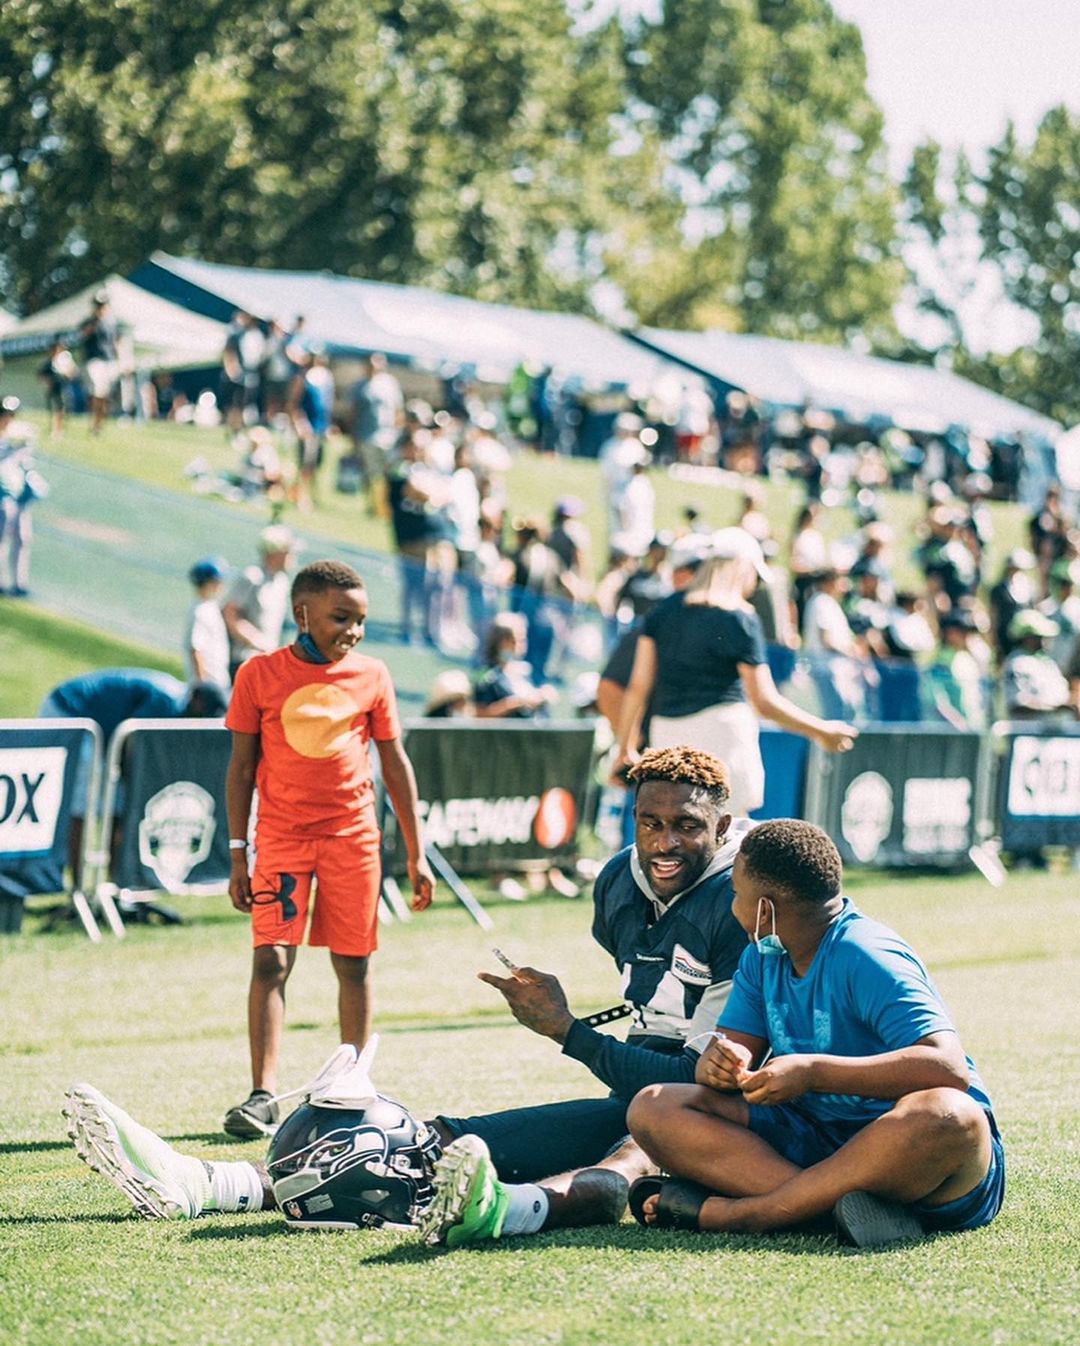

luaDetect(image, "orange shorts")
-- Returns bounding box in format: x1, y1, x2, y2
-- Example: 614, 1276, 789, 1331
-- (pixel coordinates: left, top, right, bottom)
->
250, 816, 382, 956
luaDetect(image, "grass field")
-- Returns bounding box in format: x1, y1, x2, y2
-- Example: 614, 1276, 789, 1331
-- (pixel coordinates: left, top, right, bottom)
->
0, 600, 183, 719
2, 868, 1078, 1346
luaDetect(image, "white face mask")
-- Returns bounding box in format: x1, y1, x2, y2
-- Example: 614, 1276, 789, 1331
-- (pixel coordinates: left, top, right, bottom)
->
754, 897, 788, 958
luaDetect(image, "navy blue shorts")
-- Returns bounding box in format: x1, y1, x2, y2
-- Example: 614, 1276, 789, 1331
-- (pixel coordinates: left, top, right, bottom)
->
437, 1096, 632, 1183
747, 1100, 1006, 1233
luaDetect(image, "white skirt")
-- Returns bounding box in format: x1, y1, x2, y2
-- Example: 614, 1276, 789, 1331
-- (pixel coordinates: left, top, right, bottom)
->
649, 701, 764, 816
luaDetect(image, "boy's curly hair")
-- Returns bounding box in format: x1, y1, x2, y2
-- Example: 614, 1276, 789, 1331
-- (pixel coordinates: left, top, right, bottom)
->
626, 746, 730, 809
291, 560, 365, 603
739, 819, 842, 904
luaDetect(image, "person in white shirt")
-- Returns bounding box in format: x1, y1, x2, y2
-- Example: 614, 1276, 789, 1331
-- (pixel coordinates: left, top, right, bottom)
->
802, 570, 868, 720
183, 557, 231, 691
614, 454, 656, 558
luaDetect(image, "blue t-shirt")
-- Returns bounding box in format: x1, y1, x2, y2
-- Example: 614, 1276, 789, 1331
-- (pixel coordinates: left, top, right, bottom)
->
720, 899, 992, 1126
642, 591, 766, 717
46, 668, 188, 744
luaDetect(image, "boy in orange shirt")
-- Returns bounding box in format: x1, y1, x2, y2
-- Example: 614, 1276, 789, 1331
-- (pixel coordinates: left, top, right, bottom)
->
223, 558, 434, 1138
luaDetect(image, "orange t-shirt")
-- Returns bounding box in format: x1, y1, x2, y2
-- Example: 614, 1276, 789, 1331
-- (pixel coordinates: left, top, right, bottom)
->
227, 646, 401, 837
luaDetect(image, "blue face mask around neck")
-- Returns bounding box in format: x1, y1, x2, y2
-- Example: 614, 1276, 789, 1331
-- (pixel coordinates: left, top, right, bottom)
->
296, 606, 332, 664
754, 898, 788, 957
296, 631, 331, 664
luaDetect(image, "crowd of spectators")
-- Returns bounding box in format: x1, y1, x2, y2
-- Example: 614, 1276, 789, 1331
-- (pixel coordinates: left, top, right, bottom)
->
17, 299, 1080, 734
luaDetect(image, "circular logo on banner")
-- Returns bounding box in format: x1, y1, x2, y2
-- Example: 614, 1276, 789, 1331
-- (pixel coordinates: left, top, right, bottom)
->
533, 788, 577, 848
840, 771, 893, 863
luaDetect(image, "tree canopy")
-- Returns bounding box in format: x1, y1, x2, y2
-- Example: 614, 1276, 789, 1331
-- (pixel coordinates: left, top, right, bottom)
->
903, 106, 1080, 426
1, 0, 907, 343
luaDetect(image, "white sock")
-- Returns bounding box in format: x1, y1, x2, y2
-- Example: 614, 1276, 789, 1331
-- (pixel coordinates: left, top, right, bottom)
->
500, 1183, 549, 1236
204, 1160, 266, 1214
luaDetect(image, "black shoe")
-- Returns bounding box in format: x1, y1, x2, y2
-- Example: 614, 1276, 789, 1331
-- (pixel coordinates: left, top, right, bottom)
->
223, 1090, 280, 1139
834, 1191, 923, 1248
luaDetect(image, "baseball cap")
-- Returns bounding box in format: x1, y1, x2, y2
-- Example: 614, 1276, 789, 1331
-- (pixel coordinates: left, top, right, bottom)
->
258, 524, 296, 556
188, 556, 227, 586
669, 536, 711, 572
554, 496, 586, 519
615, 412, 644, 433
1006, 548, 1036, 570
709, 527, 771, 582
940, 610, 977, 633
424, 670, 472, 714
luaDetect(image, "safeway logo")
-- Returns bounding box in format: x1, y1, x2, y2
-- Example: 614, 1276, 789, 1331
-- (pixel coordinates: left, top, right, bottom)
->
533, 788, 577, 849
0, 748, 67, 857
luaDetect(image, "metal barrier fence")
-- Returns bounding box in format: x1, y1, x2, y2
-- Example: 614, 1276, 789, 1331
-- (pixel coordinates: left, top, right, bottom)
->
4, 715, 1078, 938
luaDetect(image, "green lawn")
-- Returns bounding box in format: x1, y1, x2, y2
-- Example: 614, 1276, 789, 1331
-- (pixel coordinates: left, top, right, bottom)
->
0, 600, 183, 718
2, 868, 1077, 1346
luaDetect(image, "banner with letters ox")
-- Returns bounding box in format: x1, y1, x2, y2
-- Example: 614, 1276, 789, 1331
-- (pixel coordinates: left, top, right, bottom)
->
997, 726, 1080, 852
110, 723, 232, 892
0, 722, 94, 901
392, 720, 597, 873
805, 726, 983, 869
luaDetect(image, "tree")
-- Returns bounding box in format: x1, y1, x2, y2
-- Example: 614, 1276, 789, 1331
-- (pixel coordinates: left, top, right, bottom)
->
0, 1, 678, 313
616, 0, 904, 342
901, 108, 1080, 426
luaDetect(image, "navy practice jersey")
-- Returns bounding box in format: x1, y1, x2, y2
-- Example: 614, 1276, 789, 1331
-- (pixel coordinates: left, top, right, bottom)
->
560, 838, 749, 1100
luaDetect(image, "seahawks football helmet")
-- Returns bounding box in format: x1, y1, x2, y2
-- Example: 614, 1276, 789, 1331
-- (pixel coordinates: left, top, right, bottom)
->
266, 1095, 441, 1231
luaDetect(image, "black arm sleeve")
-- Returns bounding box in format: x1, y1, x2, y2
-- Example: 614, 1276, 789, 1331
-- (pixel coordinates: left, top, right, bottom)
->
561, 1019, 698, 1100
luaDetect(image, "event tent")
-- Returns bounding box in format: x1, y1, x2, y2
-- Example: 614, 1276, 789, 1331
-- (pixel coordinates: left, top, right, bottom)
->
129, 252, 673, 394
629, 326, 1061, 444
0, 276, 227, 370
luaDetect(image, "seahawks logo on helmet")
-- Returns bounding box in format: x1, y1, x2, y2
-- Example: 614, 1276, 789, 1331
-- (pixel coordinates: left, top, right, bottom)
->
266, 1095, 441, 1231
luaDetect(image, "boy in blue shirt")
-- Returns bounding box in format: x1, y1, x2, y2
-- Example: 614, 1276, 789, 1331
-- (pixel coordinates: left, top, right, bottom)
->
627, 818, 1005, 1246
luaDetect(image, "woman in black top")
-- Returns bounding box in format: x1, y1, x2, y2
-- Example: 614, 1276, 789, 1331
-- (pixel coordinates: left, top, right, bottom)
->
615, 529, 857, 814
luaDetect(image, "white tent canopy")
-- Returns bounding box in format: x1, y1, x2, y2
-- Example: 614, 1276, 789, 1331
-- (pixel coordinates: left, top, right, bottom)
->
0, 276, 226, 370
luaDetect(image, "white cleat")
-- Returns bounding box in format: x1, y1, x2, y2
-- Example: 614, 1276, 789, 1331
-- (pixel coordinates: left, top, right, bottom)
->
63, 1084, 210, 1220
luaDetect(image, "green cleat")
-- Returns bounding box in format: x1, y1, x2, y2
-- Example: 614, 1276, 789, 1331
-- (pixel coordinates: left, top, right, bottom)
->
419, 1135, 510, 1248
63, 1084, 211, 1220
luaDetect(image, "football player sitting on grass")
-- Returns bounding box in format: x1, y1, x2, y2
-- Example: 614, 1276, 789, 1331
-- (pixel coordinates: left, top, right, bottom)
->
623, 819, 1006, 1246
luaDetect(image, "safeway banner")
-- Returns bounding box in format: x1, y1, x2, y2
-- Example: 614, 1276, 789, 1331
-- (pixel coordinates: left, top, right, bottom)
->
390, 720, 597, 872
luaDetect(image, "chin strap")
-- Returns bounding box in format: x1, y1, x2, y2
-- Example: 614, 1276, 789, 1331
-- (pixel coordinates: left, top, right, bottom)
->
580, 1003, 633, 1028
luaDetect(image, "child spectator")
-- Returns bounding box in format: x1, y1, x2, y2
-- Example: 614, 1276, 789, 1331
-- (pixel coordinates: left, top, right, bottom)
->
37, 336, 77, 435
183, 557, 230, 692
223, 559, 434, 1139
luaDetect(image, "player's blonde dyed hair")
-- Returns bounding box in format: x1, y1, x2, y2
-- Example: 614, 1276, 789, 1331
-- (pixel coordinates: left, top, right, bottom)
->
627, 746, 731, 808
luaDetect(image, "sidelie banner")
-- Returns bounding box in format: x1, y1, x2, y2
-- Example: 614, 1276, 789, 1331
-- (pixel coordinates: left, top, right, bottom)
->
107, 721, 232, 893
0, 721, 100, 910
387, 720, 598, 873
996, 724, 1080, 851
804, 726, 983, 869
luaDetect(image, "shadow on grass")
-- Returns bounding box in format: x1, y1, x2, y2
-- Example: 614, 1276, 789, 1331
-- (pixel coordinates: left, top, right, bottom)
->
2, 1212, 139, 1226
0, 1140, 72, 1154
186, 1218, 291, 1242
353, 1225, 846, 1266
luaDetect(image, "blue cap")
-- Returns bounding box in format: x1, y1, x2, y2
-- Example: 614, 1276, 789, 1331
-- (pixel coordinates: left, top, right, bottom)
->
189, 557, 227, 586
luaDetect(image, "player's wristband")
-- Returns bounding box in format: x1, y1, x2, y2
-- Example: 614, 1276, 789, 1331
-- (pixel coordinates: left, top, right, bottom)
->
228, 839, 248, 850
